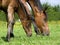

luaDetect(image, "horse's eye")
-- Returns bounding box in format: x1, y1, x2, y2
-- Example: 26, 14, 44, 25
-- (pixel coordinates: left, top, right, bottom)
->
44, 18, 47, 22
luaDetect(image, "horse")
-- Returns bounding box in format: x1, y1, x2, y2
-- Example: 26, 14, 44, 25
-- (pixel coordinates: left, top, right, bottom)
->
0, 0, 38, 41
18, 0, 50, 36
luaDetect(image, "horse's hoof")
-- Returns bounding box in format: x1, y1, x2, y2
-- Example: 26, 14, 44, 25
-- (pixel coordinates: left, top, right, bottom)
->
10, 33, 14, 38
7, 39, 10, 42
6, 37, 10, 42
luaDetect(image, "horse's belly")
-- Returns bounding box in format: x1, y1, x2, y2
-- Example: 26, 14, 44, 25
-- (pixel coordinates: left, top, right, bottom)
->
2, 0, 10, 7
0, 0, 2, 7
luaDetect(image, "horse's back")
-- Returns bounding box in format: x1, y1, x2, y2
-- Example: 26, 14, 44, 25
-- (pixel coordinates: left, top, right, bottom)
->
0, 0, 18, 8
0, 0, 19, 11
2, 0, 10, 7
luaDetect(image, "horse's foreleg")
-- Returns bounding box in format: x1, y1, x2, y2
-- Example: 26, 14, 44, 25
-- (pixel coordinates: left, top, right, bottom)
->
6, 6, 14, 41
10, 20, 15, 38
5, 11, 15, 38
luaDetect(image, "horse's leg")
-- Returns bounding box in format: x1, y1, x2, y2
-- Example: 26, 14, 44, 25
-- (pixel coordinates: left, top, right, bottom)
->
18, 0, 39, 35
9, 19, 15, 38
17, 7, 32, 37
6, 6, 14, 41
5, 11, 15, 39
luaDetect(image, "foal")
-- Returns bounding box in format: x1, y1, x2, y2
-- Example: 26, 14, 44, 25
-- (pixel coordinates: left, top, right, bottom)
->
18, 0, 50, 35
0, 0, 38, 41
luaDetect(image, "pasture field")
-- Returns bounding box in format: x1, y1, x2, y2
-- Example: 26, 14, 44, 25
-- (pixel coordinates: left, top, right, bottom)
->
0, 10, 60, 45
0, 21, 60, 45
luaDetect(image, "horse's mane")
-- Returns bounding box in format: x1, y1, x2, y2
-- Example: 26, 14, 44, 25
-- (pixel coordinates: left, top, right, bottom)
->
34, 0, 47, 19
16, 0, 47, 18
34, 0, 43, 11
16, 0, 35, 21
16, 0, 28, 17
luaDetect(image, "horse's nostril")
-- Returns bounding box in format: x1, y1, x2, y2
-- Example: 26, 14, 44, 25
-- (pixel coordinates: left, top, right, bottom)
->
47, 33, 49, 36
42, 32, 50, 36
26, 32, 32, 37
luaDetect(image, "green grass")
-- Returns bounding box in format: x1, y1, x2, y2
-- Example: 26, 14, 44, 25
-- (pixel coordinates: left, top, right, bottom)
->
0, 21, 60, 45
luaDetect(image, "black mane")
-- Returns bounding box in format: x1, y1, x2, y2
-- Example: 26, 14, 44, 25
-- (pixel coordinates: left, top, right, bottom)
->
34, 0, 43, 11
34, 0, 47, 18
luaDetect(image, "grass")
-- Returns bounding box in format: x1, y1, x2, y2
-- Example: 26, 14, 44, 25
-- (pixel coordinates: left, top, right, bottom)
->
0, 21, 60, 45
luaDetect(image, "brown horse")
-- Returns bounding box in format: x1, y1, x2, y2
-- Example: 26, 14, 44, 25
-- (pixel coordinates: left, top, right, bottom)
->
0, 0, 38, 41
18, 0, 50, 36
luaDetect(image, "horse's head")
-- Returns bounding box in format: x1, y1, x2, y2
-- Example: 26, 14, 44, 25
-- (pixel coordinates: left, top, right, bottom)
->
35, 10, 49, 36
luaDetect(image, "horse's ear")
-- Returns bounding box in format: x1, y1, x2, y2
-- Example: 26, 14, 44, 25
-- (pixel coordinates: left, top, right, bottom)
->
43, 7, 48, 14
43, 6, 48, 12
43, 10, 45, 14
